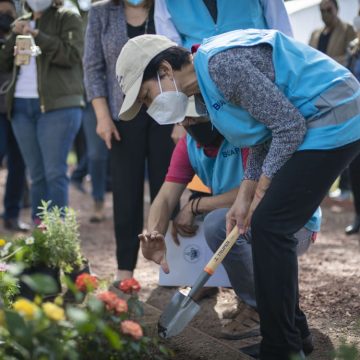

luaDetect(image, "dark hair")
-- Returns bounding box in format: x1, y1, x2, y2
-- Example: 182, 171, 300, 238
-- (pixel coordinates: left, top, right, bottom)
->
321, 0, 339, 10
143, 46, 191, 81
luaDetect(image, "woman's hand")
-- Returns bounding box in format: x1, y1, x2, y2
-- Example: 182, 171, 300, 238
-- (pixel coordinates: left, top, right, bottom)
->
138, 230, 169, 273
243, 175, 271, 230
226, 180, 257, 235
171, 201, 198, 245
96, 116, 121, 149
12, 20, 28, 35
22, 23, 39, 37
226, 176, 271, 235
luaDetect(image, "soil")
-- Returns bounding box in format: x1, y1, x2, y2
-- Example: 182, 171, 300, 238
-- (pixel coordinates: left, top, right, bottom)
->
0, 171, 359, 360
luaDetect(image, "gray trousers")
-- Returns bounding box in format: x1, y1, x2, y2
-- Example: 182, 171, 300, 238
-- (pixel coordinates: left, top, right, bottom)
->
204, 208, 313, 309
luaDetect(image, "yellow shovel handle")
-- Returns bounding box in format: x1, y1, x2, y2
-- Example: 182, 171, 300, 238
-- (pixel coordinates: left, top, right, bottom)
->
204, 226, 240, 275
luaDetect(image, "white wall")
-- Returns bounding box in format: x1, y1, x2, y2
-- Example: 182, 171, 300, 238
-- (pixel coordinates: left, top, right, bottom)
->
285, 0, 358, 43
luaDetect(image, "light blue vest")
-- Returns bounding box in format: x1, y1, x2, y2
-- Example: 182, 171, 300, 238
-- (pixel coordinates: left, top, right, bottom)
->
165, 0, 267, 50
187, 135, 243, 195
194, 29, 360, 150
186, 135, 322, 231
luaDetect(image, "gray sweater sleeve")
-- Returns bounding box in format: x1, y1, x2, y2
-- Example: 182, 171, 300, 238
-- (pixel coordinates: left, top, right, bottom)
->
208, 46, 307, 180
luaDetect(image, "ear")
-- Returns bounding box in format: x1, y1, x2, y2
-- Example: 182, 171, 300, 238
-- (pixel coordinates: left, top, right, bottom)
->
158, 61, 173, 79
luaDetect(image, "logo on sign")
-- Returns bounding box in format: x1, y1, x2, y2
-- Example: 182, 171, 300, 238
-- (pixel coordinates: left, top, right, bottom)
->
183, 244, 201, 263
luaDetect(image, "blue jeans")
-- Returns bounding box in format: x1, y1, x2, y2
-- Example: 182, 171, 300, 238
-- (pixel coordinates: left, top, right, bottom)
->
11, 98, 82, 219
82, 102, 108, 202
0, 113, 26, 219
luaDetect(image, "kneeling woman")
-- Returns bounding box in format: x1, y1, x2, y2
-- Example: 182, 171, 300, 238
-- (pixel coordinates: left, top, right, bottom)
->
115, 31, 360, 360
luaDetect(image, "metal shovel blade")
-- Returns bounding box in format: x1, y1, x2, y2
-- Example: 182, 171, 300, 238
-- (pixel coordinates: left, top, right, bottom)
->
158, 290, 200, 339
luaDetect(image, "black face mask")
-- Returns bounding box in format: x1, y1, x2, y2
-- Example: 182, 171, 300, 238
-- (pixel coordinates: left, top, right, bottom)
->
185, 121, 223, 147
0, 13, 15, 34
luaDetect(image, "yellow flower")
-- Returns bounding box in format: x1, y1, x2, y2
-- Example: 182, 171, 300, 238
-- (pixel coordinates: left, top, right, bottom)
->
0, 239, 6, 247
34, 295, 42, 305
13, 299, 39, 320
54, 296, 63, 306
42, 302, 65, 321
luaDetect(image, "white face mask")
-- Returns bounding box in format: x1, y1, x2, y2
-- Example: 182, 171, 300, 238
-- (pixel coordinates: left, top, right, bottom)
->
147, 73, 189, 125
354, 16, 360, 32
26, 0, 52, 12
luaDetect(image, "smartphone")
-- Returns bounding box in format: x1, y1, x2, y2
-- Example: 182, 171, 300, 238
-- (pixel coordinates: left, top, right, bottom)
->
15, 35, 32, 66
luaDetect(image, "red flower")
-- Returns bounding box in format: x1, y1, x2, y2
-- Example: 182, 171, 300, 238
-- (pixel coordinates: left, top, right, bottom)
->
119, 278, 141, 294
121, 320, 143, 340
75, 273, 99, 292
97, 291, 128, 314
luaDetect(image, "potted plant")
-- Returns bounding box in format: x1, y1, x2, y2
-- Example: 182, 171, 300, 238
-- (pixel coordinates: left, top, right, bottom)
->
4, 201, 86, 299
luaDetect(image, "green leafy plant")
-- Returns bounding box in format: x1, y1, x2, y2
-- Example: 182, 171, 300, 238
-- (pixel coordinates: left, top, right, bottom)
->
0, 264, 19, 307
35, 201, 83, 271
4, 201, 83, 273
0, 275, 173, 360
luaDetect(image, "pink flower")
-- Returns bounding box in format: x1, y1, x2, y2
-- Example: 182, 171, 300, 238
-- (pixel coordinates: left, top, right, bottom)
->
37, 222, 47, 232
121, 320, 143, 340
114, 298, 128, 314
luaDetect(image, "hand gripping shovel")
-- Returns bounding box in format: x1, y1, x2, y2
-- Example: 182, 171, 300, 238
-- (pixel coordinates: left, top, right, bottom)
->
158, 226, 240, 338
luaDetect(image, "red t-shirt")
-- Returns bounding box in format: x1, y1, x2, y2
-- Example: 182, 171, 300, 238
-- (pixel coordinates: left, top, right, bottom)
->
165, 136, 249, 185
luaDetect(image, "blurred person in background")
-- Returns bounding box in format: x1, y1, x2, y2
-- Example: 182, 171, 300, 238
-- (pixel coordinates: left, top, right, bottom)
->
344, 10, 360, 235
309, 0, 356, 201
0, 0, 29, 231
0, 0, 84, 223
309, 0, 355, 65
83, 0, 179, 284
80, 102, 110, 223
63, 0, 111, 224
70, 123, 88, 195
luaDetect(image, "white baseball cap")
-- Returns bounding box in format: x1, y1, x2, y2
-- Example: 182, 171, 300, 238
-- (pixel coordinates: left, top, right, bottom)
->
116, 34, 177, 121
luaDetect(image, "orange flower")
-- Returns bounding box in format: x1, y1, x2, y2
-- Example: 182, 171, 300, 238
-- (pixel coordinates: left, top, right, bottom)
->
119, 278, 141, 294
97, 291, 128, 314
114, 298, 128, 314
97, 291, 118, 310
75, 273, 98, 292
121, 320, 143, 340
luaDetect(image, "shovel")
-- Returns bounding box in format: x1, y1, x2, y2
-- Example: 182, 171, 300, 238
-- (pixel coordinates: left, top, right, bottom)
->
158, 226, 240, 338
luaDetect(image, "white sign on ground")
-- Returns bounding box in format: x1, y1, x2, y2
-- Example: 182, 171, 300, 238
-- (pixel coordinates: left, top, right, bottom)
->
159, 221, 231, 287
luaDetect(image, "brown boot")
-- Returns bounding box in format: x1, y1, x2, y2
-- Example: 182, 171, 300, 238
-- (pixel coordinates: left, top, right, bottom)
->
89, 201, 105, 223
220, 303, 260, 340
